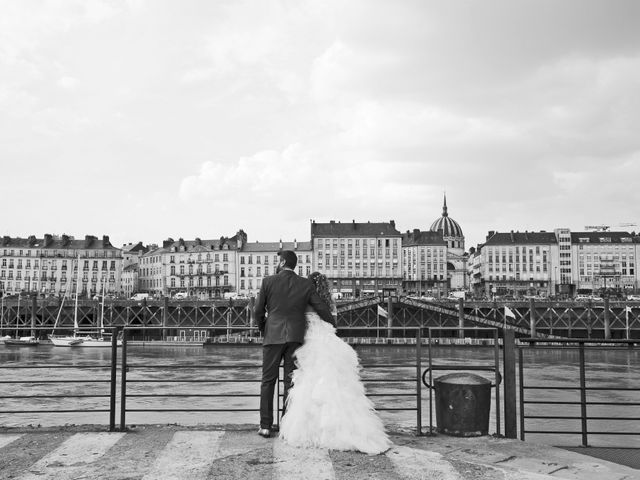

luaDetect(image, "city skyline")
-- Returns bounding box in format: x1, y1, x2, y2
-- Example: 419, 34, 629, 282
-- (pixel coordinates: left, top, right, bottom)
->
2, 1, 640, 250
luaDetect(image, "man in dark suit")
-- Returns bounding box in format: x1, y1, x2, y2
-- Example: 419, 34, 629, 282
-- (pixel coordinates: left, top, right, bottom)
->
254, 250, 335, 438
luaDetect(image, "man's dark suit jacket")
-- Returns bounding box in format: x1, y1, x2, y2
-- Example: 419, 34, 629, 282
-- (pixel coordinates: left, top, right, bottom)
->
254, 269, 335, 345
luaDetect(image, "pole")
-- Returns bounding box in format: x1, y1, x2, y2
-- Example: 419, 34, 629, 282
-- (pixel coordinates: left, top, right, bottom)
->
458, 298, 464, 340
31, 294, 37, 338
529, 298, 536, 338
503, 329, 517, 438
603, 297, 611, 340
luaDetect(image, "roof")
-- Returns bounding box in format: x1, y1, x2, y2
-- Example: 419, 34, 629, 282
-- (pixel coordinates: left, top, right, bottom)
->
162, 230, 247, 252
121, 242, 148, 254
311, 220, 401, 237
0, 234, 119, 251
402, 230, 447, 247
570, 231, 638, 244
242, 241, 312, 252
123, 264, 139, 272
429, 194, 463, 238
483, 231, 558, 246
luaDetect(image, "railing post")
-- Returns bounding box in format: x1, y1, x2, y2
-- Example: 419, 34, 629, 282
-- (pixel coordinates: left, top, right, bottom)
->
503, 328, 517, 438
458, 298, 465, 340
162, 297, 168, 341
603, 297, 611, 340
416, 328, 422, 435
529, 298, 536, 338
120, 328, 128, 431
386, 296, 393, 339
109, 327, 118, 432
31, 294, 37, 339
518, 347, 525, 441
579, 341, 588, 447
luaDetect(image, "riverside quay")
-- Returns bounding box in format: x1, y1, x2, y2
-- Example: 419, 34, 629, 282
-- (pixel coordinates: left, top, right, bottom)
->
2, 296, 640, 341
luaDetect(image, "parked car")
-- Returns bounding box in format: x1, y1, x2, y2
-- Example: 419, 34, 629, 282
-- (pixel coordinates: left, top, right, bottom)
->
574, 295, 591, 302
173, 292, 189, 299
130, 293, 150, 301
627, 294, 640, 301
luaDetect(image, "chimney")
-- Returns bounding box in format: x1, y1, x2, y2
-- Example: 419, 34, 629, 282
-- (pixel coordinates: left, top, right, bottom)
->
44, 234, 53, 247
28, 235, 37, 246
279, 239, 283, 249
330, 220, 335, 224
294, 238, 298, 250
102, 235, 111, 247
390, 220, 395, 229
84, 235, 95, 248
413, 228, 420, 236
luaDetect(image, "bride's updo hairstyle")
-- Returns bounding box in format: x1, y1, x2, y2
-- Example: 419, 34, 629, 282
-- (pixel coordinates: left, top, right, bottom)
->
308, 272, 332, 307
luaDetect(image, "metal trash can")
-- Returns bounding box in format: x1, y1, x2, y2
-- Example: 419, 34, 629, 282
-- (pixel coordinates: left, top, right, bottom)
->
434, 372, 491, 437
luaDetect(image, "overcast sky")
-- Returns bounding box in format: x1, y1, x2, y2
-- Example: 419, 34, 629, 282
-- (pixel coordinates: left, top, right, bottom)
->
2, 0, 640, 250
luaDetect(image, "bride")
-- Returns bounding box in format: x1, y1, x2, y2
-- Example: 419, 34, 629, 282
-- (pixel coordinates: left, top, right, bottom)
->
279, 272, 391, 455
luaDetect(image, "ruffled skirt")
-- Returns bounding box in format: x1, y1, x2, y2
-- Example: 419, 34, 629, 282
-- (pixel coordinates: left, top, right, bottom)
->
279, 313, 390, 455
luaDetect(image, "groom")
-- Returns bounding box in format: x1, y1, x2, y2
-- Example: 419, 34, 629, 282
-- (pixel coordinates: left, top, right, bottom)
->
254, 249, 335, 438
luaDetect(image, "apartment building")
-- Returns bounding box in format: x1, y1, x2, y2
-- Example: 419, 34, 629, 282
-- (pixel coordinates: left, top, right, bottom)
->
0, 234, 122, 298
310, 220, 403, 298
137, 231, 246, 299
237, 240, 312, 297
401, 229, 448, 296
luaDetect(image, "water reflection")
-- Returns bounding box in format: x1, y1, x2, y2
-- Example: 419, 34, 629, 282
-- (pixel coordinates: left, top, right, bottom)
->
1, 344, 638, 447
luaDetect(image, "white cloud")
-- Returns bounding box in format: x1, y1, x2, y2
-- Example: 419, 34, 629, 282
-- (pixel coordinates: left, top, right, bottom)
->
58, 76, 79, 89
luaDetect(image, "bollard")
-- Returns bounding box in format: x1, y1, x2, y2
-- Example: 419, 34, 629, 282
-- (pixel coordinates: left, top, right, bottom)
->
434, 373, 491, 437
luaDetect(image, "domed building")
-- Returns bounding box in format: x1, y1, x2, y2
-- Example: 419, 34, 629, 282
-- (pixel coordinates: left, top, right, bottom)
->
429, 195, 468, 291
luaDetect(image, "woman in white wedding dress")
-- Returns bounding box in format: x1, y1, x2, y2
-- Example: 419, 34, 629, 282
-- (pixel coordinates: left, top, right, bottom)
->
279, 272, 391, 455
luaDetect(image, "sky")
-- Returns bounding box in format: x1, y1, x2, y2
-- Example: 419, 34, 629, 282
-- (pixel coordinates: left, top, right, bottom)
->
2, 0, 640, 250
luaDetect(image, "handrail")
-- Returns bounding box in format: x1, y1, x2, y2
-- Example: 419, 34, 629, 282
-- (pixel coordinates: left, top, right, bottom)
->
116, 325, 424, 432
423, 327, 502, 436
0, 326, 119, 431
518, 340, 640, 446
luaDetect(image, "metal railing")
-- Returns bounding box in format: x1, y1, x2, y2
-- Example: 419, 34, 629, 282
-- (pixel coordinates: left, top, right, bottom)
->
117, 326, 424, 434
518, 339, 640, 446
422, 327, 502, 436
0, 327, 119, 430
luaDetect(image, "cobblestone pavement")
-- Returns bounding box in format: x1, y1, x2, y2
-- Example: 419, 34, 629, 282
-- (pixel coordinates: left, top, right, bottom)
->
0, 425, 638, 480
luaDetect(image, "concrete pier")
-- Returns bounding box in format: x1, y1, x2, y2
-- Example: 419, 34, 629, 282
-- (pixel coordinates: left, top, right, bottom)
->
0, 425, 637, 479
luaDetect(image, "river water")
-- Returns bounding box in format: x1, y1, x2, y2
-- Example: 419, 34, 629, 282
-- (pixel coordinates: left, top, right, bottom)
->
1, 343, 638, 448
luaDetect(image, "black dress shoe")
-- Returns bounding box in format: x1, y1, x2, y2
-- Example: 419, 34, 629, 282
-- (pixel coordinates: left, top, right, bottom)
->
257, 428, 271, 438
270, 424, 280, 433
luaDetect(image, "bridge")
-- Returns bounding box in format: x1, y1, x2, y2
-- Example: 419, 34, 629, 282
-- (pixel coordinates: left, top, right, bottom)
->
1, 296, 640, 340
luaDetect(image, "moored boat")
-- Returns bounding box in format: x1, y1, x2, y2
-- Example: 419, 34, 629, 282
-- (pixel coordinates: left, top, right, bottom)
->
4, 336, 40, 346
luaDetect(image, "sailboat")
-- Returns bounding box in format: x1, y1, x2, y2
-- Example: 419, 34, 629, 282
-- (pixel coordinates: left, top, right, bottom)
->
4, 294, 40, 346
49, 257, 121, 347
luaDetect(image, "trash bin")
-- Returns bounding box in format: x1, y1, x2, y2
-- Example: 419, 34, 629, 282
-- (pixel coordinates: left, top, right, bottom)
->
434, 372, 491, 437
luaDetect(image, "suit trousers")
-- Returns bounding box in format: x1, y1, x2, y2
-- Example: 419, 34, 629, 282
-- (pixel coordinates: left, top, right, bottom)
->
260, 342, 301, 429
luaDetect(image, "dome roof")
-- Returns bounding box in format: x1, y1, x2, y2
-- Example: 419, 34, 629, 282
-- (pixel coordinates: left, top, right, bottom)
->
430, 195, 464, 238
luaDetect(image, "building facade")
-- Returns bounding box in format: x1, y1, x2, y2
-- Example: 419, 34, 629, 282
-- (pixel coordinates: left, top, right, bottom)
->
136, 231, 246, 299
401, 229, 448, 296
571, 231, 638, 295
471, 228, 640, 299
237, 240, 313, 297
0, 234, 123, 298
472, 230, 557, 298
310, 220, 403, 298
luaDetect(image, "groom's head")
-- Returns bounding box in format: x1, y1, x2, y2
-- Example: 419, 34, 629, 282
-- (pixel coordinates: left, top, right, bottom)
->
277, 250, 298, 272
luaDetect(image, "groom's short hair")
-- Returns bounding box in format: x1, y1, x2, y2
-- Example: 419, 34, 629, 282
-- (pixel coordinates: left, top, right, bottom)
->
279, 250, 298, 269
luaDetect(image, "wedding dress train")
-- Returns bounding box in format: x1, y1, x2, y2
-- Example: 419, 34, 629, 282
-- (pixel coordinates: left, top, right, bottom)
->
279, 311, 391, 455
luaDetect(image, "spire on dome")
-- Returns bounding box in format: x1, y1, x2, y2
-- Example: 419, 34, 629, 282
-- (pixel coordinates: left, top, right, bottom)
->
442, 193, 448, 217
